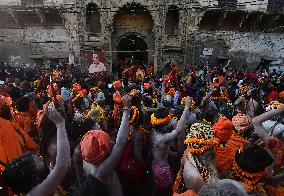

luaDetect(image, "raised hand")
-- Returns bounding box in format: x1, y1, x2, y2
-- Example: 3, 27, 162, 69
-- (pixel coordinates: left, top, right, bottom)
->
45, 102, 65, 126
183, 96, 192, 109
122, 95, 131, 110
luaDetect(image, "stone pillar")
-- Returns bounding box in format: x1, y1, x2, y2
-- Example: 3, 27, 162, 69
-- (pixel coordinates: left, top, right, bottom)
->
63, 13, 77, 56
186, 10, 204, 66
100, 9, 114, 74
151, 6, 166, 73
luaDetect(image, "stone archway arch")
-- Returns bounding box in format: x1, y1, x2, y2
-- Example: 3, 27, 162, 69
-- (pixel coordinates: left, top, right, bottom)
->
85, 0, 101, 7
111, 2, 155, 65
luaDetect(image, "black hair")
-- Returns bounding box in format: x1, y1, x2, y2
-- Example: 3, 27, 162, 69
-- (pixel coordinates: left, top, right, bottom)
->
142, 95, 153, 108
152, 107, 174, 134
73, 97, 85, 110
154, 107, 170, 119
0, 104, 13, 120
173, 106, 184, 119
162, 96, 173, 108
203, 108, 215, 124
131, 95, 141, 107
69, 175, 107, 196
71, 118, 95, 143
39, 115, 57, 159
35, 96, 50, 110
15, 96, 30, 112
2, 152, 49, 194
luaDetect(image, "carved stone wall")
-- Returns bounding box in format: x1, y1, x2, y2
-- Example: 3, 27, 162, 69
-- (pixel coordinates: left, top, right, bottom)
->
0, 0, 282, 71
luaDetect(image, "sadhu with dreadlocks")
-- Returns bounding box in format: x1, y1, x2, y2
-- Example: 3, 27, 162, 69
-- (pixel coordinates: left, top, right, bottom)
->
151, 97, 195, 194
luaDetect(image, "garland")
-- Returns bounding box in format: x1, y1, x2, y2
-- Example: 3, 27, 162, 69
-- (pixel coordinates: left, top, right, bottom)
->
184, 138, 219, 154
129, 106, 139, 125
264, 185, 284, 196
232, 160, 266, 192
240, 84, 250, 95
151, 112, 173, 126
71, 93, 84, 107
89, 101, 106, 123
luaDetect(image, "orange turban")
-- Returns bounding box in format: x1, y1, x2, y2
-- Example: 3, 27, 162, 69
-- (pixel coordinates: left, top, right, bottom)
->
232, 113, 252, 133
167, 88, 175, 96
144, 83, 151, 90
280, 91, 284, 98
113, 80, 122, 91
213, 116, 234, 143
130, 89, 138, 96
72, 83, 82, 93
80, 130, 111, 165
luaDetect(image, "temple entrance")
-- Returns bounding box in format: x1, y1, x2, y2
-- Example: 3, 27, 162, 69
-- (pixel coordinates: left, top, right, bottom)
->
117, 35, 148, 64
112, 2, 154, 69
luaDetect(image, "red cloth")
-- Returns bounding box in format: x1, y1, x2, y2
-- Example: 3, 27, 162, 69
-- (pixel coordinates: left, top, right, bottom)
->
213, 116, 234, 143
151, 161, 174, 189
80, 130, 111, 165
117, 130, 145, 181
163, 64, 179, 87
72, 83, 81, 93
279, 91, 284, 99
267, 138, 284, 174
144, 83, 151, 90
113, 80, 122, 91
267, 90, 279, 103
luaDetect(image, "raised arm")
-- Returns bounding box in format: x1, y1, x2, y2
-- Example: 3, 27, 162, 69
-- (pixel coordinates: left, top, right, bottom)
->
252, 106, 284, 140
28, 103, 71, 196
98, 95, 131, 177
200, 82, 214, 107
161, 97, 192, 143
252, 106, 284, 125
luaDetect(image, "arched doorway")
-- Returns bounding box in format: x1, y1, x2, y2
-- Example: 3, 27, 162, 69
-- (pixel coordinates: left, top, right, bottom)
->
117, 34, 148, 63
112, 2, 154, 67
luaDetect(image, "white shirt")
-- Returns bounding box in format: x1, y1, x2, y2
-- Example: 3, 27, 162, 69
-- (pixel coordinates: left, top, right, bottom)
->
89, 62, 106, 74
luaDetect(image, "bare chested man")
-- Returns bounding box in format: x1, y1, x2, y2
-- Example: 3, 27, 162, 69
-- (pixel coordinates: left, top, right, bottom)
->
151, 97, 195, 191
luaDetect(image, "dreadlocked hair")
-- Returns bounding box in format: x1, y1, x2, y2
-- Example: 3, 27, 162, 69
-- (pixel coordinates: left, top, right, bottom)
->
73, 96, 85, 110
152, 107, 174, 134
38, 115, 57, 159
15, 96, 30, 112
2, 152, 48, 194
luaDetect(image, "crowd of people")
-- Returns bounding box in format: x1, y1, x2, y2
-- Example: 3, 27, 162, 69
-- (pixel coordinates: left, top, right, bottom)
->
0, 60, 284, 196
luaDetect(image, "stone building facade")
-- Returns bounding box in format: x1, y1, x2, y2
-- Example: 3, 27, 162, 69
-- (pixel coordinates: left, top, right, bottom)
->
0, 0, 283, 72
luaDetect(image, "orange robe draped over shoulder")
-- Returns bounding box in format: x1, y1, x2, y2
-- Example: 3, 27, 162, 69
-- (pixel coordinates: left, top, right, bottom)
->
0, 117, 38, 165
0, 117, 23, 164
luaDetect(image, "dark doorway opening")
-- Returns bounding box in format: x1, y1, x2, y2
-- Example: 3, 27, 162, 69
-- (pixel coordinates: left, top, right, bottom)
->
117, 35, 148, 64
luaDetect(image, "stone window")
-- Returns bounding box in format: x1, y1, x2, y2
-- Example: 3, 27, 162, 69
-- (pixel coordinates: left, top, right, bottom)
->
268, 0, 284, 13
218, 0, 237, 9
165, 5, 179, 35
86, 3, 101, 34
21, 0, 43, 6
